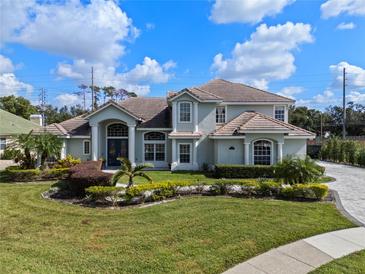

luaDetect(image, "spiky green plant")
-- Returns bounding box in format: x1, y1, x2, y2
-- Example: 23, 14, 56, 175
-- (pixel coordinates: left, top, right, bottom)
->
111, 158, 153, 188
34, 133, 63, 168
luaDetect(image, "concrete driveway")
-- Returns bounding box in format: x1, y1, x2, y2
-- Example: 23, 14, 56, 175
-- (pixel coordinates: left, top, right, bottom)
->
319, 161, 365, 226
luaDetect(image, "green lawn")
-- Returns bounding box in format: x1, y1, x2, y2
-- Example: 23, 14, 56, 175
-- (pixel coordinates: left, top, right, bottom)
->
311, 250, 365, 274
0, 182, 355, 274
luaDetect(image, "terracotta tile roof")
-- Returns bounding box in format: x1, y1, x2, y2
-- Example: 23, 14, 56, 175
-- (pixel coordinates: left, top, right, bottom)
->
212, 112, 315, 137
119, 97, 171, 128
170, 79, 294, 103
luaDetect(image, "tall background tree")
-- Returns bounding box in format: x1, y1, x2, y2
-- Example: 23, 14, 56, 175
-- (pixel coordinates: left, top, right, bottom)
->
0, 96, 37, 119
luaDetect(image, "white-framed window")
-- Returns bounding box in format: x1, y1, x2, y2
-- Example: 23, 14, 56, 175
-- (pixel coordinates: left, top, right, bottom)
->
83, 140, 90, 155
274, 106, 285, 121
253, 140, 272, 165
216, 106, 226, 123
144, 132, 166, 162
179, 143, 191, 163
178, 101, 192, 123
0, 138, 6, 150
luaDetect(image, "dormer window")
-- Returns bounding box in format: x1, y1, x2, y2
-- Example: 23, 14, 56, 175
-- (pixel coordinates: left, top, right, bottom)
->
216, 106, 226, 123
275, 106, 285, 121
178, 101, 192, 123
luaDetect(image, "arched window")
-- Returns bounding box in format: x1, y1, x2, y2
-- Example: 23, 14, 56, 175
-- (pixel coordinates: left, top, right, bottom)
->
107, 123, 128, 137
144, 132, 166, 141
253, 140, 272, 165
144, 132, 166, 162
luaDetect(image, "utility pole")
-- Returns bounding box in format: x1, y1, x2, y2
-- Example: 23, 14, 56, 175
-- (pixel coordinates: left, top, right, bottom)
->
91, 66, 94, 111
342, 67, 346, 139
39, 88, 46, 129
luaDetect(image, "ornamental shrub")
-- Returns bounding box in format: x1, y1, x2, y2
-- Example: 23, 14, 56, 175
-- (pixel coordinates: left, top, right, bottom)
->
86, 186, 123, 201
357, 147, 365, 167
280, 184, 328, 200
66, 161, 112, 196
41, 168, 70, 180
215, 165, 274, 178
273, 156, 324, 185
54, 155, 81, 168
4, 169, 41, 182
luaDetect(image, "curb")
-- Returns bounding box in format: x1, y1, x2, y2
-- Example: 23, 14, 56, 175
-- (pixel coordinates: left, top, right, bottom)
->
331, 189, 365, 227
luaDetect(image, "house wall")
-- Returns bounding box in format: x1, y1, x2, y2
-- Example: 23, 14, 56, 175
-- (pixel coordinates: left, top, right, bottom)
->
88, 105, 137, 126
226, 105, 274, 121
214, 139, 245, 165
66, 138, 91, 162
283, 139, 307, 159
174, 94, 198, 132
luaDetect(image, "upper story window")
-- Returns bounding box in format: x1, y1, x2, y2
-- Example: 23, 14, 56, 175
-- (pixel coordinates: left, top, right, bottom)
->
216, 106, 226, 124
275, 106, 285, 121
107, 123, 128, 137
178, 101, 192, 123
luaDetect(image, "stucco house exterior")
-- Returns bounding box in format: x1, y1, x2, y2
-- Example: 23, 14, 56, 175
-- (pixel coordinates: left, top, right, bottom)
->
44, 79, 315, 170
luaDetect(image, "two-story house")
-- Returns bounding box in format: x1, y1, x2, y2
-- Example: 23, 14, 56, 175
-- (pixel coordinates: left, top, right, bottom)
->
45, 79, 315, 170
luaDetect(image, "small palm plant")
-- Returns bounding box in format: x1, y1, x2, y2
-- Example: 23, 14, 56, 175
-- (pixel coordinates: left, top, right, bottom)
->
111, 158, 153, 188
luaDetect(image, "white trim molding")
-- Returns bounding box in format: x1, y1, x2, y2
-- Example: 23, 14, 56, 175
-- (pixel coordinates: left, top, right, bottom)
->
136, 128, 172, 131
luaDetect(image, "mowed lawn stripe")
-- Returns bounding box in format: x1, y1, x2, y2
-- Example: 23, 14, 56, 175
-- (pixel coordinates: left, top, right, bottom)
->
0, 182, 355, 274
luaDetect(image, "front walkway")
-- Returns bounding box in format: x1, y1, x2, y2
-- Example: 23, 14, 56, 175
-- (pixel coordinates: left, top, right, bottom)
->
319, 161, 365, 226
223, 227, 365, 274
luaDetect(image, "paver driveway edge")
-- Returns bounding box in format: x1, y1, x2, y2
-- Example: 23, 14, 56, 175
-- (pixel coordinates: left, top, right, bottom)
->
332, 190, 365, 227
223, 228, 365, 274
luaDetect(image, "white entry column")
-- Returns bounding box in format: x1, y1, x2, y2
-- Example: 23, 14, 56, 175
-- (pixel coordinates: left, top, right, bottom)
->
172, 101, 177, 132
193, 102, 198, 132
278, 142, 283, 163
171, 139, 177, 170
128, 125, 136, 166
60, 139, 67, 159
193, 139, 199, 169
91, 125, 98, 161
244, 142, 250, 165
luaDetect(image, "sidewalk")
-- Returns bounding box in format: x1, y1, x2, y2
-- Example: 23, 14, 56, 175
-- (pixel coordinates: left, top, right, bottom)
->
223, 227, 365, 274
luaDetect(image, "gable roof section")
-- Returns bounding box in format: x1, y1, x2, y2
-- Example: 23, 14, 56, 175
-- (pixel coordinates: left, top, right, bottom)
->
84, 100, 142, 121
168, 87, 222, 102
169, 79, 294, 103
43, 97, 171, 136
0, 109, 40, 135
212, 112, 315, 137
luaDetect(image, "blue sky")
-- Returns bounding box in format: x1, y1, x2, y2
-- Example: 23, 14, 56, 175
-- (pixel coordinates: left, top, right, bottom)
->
1, 0, 364, 109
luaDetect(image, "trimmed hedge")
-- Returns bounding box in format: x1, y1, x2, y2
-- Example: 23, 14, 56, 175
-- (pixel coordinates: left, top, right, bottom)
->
3, 168, 69, 182
215, 165, 274, 178
280, 184, 329, 200
84, 180, 329, 206
66, 161, 112, 196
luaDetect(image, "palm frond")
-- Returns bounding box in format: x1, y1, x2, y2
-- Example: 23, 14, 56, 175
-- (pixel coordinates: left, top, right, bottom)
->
133, 163, 154, 172
111, 169, 128, 185
133, 172, 153, 183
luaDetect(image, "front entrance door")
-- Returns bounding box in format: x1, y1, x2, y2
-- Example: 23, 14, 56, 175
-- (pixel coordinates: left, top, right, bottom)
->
107, 139, 128, 166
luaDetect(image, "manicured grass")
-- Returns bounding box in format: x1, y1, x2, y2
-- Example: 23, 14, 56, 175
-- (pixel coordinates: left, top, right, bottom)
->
0, 182, 354, 273
311, 250, 365, 274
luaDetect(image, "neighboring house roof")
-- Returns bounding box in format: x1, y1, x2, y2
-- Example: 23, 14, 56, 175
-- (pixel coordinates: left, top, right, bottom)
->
169, 79, 294, 103
211, 112, 315, 137
0, 109, 40, 135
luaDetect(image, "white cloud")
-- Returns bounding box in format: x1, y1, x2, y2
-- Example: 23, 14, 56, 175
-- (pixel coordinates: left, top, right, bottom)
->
0, 0, 35, 45
321, 0, 365, 18
211, 22, 313, 89
277, 86, 304, 99
336, 22, 356, 29
0, 73, 33, 96
55, 93, 80, 107
210, 0, 294, 24
0, 55, 15, 74
330, 61, 365, 89
0, 55, 33, 96
55, 57, 175, 96
8, 0, 137, 65
347, 91, 365, 104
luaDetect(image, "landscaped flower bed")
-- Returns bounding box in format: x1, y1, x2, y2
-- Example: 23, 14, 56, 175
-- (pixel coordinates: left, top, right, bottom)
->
3, 166, 70, 182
